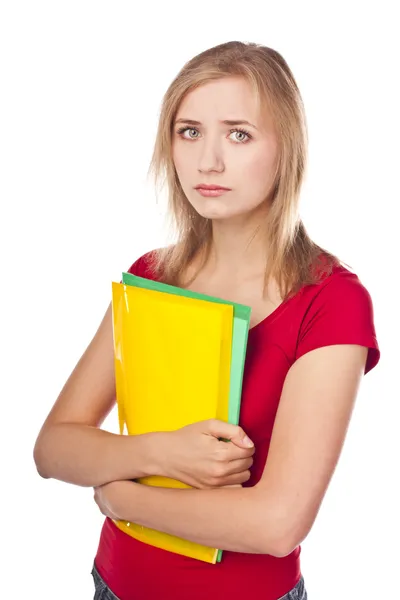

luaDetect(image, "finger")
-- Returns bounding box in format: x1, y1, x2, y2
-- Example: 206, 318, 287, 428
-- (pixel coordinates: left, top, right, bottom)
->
221, 483, 243, 488
224, 457, 254, 476
222, 470, 251, 486
222, 443, 255, 461
206, 419, 254, 449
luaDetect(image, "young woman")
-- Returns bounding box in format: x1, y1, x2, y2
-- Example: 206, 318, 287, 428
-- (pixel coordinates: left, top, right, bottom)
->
33, 41, 380, 600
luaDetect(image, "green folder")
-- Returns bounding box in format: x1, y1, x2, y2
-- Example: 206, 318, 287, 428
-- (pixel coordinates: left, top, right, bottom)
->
121, 272, 251, 562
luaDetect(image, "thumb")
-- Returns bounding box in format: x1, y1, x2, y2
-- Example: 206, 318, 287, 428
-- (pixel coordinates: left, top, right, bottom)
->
207, 420, 254, 449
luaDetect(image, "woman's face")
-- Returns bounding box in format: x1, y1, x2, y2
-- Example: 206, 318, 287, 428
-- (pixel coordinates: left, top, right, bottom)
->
172, 76, 279, 222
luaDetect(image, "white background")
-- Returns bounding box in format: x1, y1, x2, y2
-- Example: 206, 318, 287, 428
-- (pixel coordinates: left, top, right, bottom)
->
1, 1, 398, 598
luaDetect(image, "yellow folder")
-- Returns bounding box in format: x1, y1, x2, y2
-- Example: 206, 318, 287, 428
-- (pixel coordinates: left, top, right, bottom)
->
111, 282, 234, 563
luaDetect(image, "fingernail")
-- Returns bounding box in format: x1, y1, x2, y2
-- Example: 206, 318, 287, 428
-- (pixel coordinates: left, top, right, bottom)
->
243, 435, 254, 447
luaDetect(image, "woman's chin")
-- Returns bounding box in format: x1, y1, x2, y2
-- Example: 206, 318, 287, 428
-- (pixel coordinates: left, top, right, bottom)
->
193, 202, 240, 221
193, 198, 270, 223
198, 208, 248, 222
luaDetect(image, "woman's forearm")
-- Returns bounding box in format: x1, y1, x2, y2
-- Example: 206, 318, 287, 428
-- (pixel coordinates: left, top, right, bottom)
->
33, 423, 161, 487
117, 482, 289, 557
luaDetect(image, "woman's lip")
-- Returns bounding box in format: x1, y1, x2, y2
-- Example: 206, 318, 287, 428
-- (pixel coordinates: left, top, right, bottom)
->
196, 188, 230, 197
195, 186, 231, 190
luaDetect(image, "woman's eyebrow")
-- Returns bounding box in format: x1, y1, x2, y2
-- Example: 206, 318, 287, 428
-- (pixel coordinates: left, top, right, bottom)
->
174, 118, 258, 130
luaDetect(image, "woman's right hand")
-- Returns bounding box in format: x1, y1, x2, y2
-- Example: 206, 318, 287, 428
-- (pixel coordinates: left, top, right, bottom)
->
158, 419, 255, 489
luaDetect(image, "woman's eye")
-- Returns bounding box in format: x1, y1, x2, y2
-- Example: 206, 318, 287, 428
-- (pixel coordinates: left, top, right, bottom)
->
229, 130, 250, 143
177, 128, 199, 139
176, 127, 251, 143
187, 128, 199, 139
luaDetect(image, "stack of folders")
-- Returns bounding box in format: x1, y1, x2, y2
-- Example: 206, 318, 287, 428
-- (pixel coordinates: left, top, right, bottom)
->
111, 272, 251, 564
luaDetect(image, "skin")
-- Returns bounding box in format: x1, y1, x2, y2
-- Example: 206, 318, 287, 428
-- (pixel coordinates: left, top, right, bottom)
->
173, 76, 282, 325
93, 77, 369, 557
33, 76, 369, 559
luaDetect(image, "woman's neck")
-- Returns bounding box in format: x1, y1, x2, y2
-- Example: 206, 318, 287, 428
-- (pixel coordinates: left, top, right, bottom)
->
207, 215, 269, 280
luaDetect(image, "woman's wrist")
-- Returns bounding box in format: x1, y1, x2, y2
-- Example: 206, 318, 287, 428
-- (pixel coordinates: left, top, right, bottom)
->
128, 431, 171, 479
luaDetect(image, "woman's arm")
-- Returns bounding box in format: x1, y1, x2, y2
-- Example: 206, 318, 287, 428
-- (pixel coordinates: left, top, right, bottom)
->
33, 303, 163, 487
34, 423, 162, 487
34, 302, 253, 488
104, 344, 368, 556
33, 303, 162, 487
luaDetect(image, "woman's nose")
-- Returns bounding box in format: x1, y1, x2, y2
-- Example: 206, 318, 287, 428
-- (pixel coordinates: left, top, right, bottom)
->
197, 140, 225, 173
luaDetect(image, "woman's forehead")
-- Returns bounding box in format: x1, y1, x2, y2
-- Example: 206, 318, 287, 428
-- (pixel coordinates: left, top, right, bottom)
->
176, 78, 273, 132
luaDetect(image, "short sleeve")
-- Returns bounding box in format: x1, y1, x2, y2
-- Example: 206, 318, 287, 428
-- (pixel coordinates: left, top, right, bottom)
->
118, 254, 145, 284
122, 249, 158, 281
126, 255, 145, 276
296, 272, 380, 374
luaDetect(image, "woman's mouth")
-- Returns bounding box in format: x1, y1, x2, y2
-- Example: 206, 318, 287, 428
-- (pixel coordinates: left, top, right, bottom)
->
196, 188, 231, 197
194, 185, 232, 197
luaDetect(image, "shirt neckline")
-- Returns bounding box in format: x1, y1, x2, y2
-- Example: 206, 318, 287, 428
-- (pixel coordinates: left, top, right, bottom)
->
248, 286, 305, 336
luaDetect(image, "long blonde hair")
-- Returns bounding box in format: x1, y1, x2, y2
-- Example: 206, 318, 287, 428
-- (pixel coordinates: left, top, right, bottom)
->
146, 41, 341, 299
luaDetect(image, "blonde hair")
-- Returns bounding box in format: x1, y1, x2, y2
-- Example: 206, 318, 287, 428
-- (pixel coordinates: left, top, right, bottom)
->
146, 41, 341, 299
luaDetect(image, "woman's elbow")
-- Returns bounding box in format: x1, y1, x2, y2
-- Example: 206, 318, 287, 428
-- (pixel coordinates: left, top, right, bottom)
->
267, 519, 310, 557
255, 530, 297, 558
269, 537, 300, 558
33, 443, 47, 478
33, 428, 52, 478
252, 498, 305, 557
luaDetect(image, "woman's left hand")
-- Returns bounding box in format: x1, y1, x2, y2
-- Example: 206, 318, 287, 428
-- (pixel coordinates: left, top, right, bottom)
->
93, 480, 134, 521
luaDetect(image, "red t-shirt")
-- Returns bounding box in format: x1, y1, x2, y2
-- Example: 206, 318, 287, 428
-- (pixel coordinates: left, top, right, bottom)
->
94, 251, 380, 600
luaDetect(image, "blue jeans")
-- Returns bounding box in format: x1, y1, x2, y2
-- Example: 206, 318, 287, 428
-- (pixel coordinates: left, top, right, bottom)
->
91, 562, 308, 599
91, 563, 119, 600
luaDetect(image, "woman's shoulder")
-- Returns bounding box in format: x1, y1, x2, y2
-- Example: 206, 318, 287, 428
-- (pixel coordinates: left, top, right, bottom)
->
305, 261, 374, 307
295, 261, 380, 374
126, 248, 164, 280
